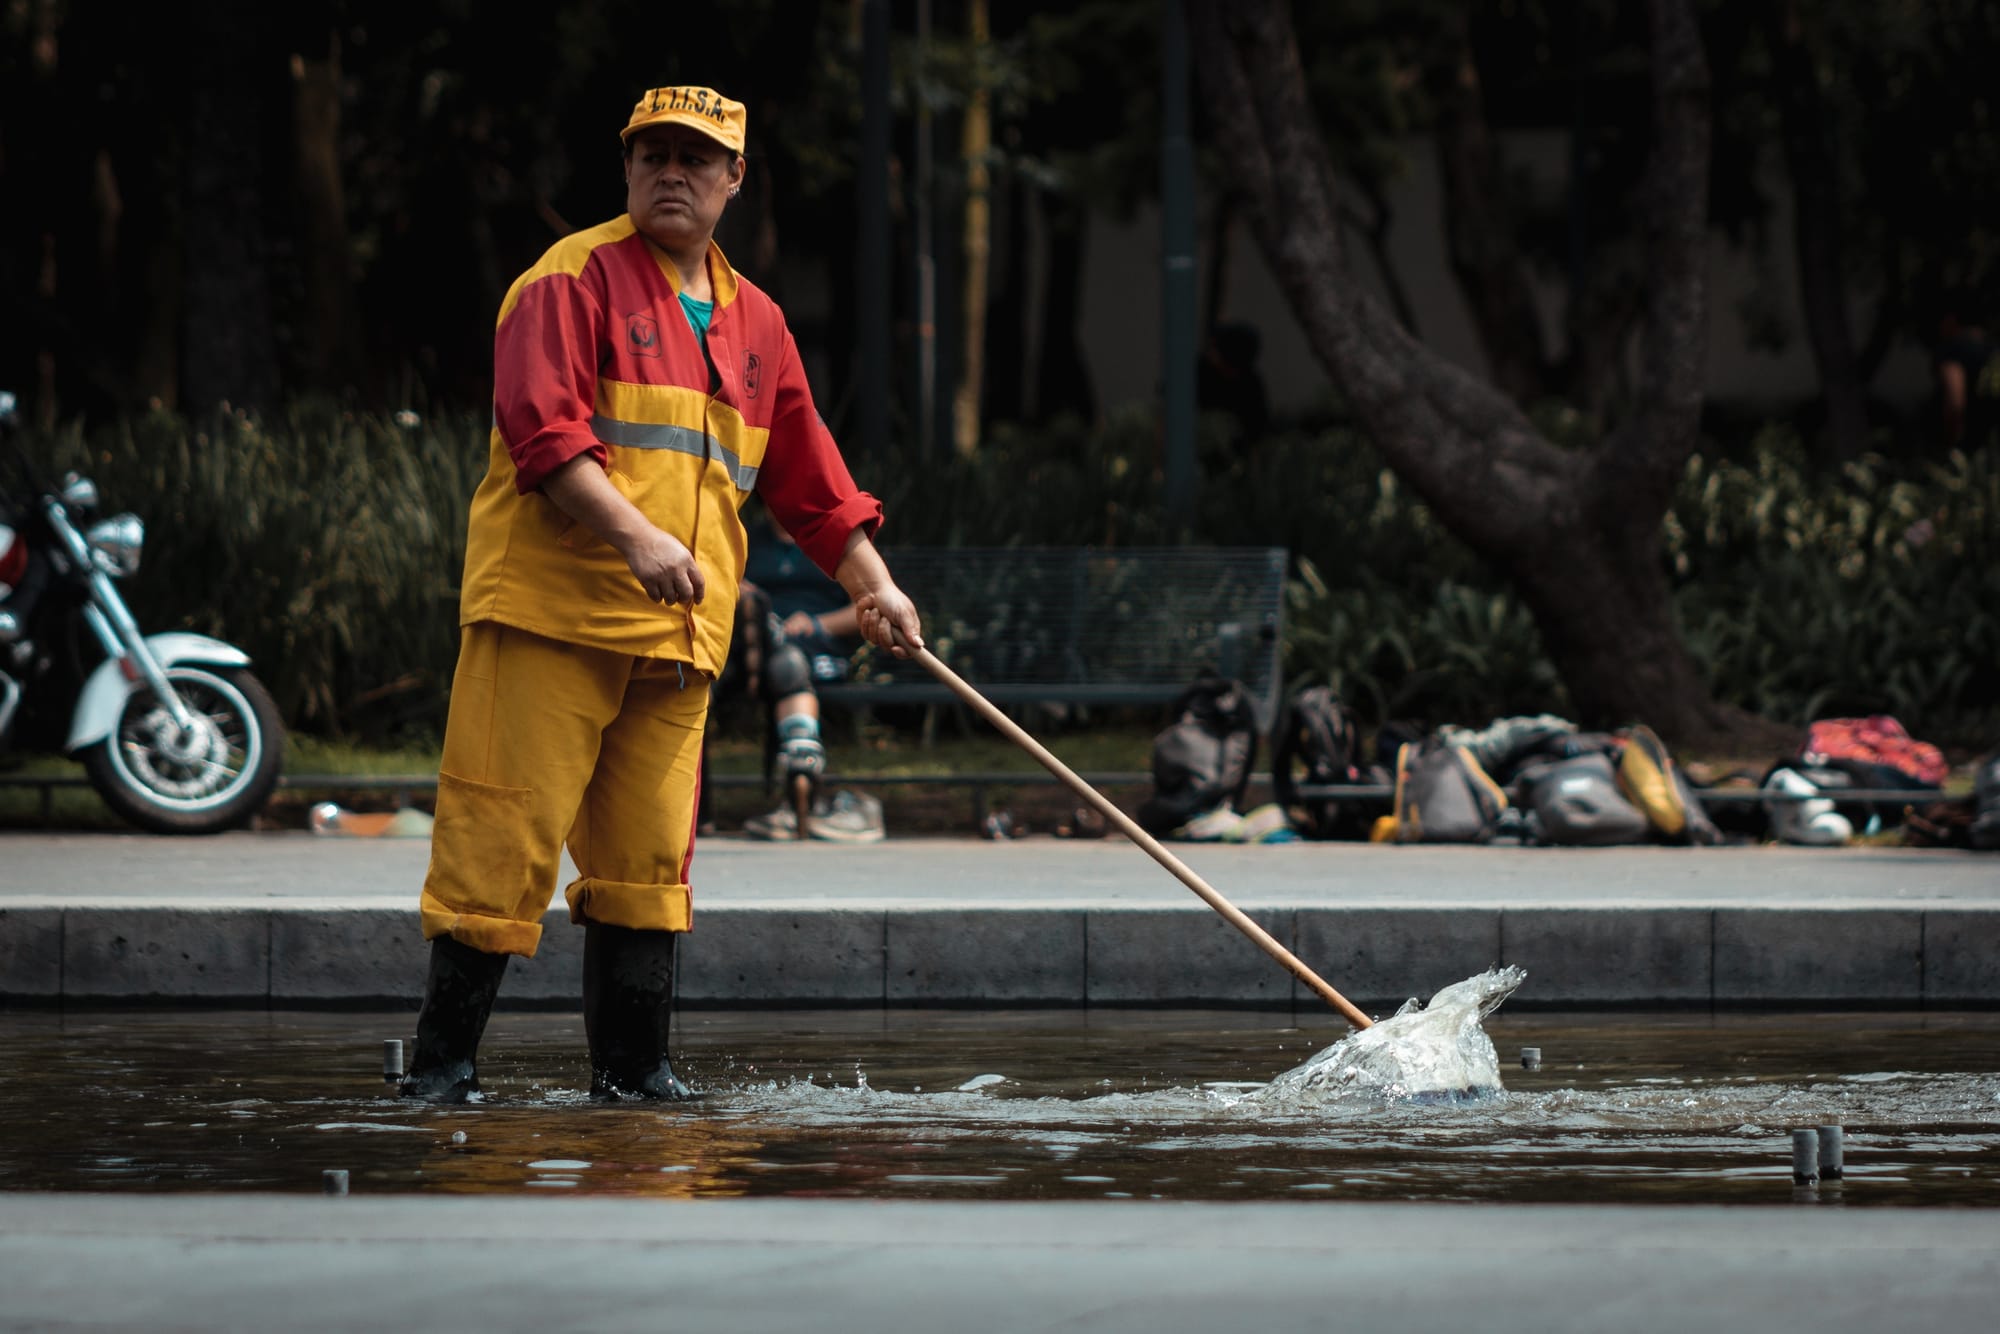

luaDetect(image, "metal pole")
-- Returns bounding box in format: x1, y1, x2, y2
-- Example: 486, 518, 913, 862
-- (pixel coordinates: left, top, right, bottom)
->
859, 0, 893, 459
905, 636, 1373, 1028
1160, 0, 1198, 524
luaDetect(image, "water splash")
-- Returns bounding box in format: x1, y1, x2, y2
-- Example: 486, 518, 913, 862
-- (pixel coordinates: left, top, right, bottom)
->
1246, 966, 1528, 1106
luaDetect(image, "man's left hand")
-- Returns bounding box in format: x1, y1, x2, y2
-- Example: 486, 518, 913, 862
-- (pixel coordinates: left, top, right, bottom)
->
855, 586, 923, 659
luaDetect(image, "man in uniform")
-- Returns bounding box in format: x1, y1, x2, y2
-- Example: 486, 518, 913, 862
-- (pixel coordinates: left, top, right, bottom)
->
401, 85, 923, 1103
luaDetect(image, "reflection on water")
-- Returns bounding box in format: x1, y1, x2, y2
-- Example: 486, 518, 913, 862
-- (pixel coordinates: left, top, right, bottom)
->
1, 1008, 1996, 1205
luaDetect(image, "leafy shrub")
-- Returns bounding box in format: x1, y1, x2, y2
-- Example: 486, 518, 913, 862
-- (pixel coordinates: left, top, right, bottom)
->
21, 402, 480, 739
13, 403, 1995, 748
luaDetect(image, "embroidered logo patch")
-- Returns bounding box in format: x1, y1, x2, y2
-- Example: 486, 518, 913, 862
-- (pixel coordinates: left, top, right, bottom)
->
743, 351, 762, 398
627, 313, 662, 359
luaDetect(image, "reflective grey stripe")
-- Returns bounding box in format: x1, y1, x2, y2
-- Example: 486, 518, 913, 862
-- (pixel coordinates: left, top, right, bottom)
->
590, 415, 760, 491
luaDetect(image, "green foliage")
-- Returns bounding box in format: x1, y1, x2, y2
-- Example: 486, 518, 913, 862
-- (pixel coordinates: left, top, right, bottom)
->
15, 406, 1994, 749
24, 403, 482, 740
1666, 430, 2000, 735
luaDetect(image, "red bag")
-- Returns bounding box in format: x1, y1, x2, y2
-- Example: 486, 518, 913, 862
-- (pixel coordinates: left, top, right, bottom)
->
1802, 716, 1947, 787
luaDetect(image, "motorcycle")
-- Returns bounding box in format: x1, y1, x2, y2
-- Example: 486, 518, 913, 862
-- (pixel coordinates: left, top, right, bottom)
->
0, 390, 284, 833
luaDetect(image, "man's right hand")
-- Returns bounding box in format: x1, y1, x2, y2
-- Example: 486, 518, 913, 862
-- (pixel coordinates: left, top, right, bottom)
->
541, 453, 705, 606
621, 527, 705, 606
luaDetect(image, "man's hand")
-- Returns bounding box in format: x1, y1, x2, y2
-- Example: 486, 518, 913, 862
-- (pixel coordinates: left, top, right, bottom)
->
541, 454, 704, 605
855, 585, 922, 658
834, 531, 924, 658
621, 527, 705, 606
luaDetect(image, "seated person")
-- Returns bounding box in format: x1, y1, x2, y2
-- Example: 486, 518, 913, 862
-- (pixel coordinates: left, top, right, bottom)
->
703, 510, 880, 840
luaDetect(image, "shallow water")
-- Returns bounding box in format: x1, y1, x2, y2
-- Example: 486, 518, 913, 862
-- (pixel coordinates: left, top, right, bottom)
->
1, 1008, 1996, 1205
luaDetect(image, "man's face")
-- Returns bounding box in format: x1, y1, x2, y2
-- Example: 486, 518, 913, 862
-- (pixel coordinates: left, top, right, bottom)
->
624, 125, 744, 255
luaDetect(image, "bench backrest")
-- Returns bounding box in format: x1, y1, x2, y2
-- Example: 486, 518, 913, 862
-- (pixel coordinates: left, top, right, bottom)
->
832, 545, 1289, 728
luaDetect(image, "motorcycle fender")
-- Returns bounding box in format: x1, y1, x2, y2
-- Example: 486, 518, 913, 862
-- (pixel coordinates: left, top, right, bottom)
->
66, 633, 254, 752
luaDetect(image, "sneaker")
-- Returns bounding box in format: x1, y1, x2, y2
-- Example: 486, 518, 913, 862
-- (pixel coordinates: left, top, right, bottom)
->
810, 789, 885, 843
1617, 724, 1687, 837
741, 803, 801, 841
1227, 802, 1298, 843
1763, 767, 1851, 846
1174, 804, 1247, 842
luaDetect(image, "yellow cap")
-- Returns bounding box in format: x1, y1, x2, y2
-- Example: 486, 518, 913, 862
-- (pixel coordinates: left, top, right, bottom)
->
621, 86, 746, 155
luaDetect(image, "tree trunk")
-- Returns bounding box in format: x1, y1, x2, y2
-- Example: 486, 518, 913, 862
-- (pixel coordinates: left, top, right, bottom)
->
291, 35, 359, 397
1765, 0, 1870, 460
952, 0, 992, 457
1188, 0, 1758, 743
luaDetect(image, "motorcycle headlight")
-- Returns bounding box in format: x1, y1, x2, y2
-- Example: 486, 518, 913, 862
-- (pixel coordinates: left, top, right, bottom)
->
86, 513, 144, 577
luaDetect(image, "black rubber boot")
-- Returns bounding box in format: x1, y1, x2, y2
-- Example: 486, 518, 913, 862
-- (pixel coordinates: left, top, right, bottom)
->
399, 936, 510, 1103
583, 924, 699, 1101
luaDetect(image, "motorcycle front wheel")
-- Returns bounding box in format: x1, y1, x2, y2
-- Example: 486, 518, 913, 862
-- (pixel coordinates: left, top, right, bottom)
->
81, 665, 286, 834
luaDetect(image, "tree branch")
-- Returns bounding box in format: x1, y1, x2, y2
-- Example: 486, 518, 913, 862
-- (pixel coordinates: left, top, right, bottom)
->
1187, 0, 1568, 556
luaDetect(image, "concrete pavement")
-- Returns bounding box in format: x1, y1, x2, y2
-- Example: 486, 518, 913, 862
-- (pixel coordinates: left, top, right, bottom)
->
2, 1194, 1995, 1333
3, 830, 1995, 1009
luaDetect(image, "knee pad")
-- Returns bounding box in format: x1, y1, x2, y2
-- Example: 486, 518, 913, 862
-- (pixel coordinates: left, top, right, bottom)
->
775, 713, 824, 779
763, 642, 814, 699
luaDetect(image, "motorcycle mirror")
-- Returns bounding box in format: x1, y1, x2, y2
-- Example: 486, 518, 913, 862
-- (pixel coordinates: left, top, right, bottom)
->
0, 391, 16, 423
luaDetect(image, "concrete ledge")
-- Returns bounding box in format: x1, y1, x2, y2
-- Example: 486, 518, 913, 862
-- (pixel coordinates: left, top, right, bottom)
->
679, 908, 884, 1004
4, 902, 2000, 1008
0, 907, 62, 996
1503, 908, 1713, 1004
270, 908, 424, 1002
1086, 908, 1295, 1005
1923, 909, 2000, 1004
4, 834, 1997, 1008
1296, 907, 1501, 1008
1713, 909, 1924, 1004
886, 908, 1084, 1003
61, 907, 269, 1002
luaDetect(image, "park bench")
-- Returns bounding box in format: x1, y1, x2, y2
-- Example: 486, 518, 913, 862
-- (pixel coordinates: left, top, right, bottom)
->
819, 545, 1292, 732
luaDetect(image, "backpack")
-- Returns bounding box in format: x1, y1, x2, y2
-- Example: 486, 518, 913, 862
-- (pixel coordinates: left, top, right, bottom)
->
1802, 716, 1947, 787
1389, 736, 1508, 843
1270, 685, 1387, 840
1515, 752, 1651, 846
1136, 674, 1260, 836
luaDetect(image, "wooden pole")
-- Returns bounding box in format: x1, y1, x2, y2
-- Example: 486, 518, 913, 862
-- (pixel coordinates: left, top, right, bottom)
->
907, 642, 1373, 1028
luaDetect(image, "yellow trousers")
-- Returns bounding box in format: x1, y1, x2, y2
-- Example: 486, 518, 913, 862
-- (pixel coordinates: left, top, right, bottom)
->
419, 621, 710, 956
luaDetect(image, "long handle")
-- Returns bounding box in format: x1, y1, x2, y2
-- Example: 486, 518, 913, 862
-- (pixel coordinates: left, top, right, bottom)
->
903, 641, 1373, 1029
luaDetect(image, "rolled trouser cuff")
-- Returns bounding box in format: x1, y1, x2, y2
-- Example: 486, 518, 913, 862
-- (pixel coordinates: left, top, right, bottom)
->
418, 895, 546, 956
566, 877, 693, 933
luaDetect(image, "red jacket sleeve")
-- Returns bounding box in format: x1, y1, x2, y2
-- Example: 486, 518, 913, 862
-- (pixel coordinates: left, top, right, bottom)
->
493, 268, 609, 494
756, 326, 883, 576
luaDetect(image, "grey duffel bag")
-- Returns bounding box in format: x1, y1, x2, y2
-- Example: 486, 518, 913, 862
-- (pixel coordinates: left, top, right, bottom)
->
1516, 752, 1651, 846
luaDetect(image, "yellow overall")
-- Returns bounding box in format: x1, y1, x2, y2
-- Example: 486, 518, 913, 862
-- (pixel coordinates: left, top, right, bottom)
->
419, 622, 708, 956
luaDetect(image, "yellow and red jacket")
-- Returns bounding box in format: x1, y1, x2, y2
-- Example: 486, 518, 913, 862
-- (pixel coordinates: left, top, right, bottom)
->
460, 216, 882, 674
